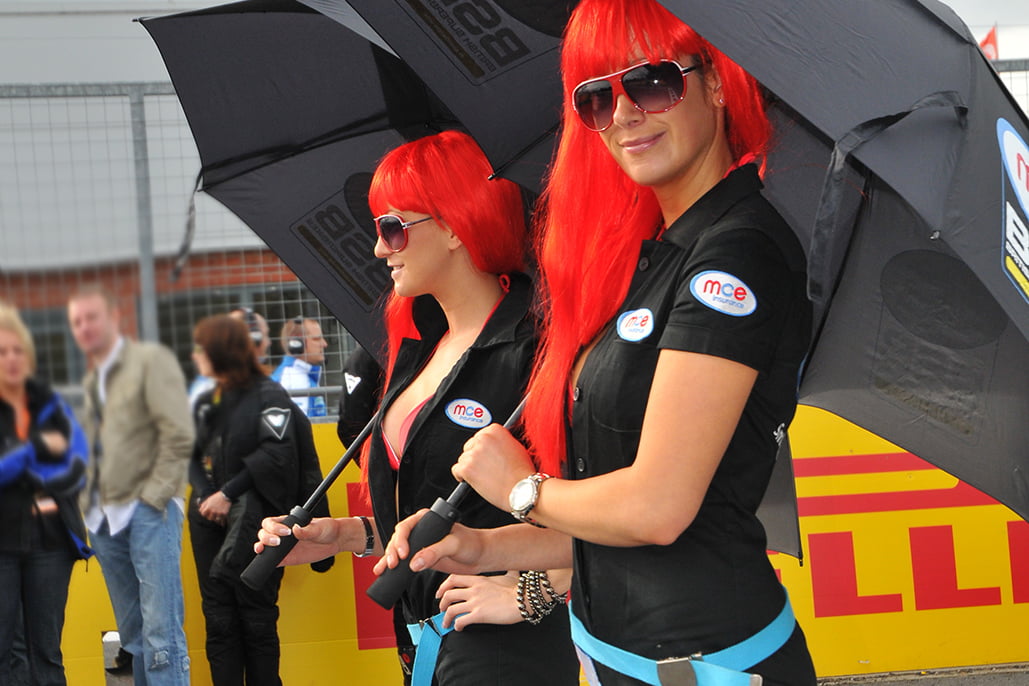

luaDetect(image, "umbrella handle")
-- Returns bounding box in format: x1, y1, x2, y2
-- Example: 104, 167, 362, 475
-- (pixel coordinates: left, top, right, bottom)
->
239, 505, 311, 590
238, 412, 377, 590
365, 489, 466, 609
366, 398, 527, 609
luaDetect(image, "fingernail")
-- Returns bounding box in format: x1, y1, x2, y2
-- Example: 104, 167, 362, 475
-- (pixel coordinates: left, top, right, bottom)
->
411, 557, 425, 572
268, 536, 280, 546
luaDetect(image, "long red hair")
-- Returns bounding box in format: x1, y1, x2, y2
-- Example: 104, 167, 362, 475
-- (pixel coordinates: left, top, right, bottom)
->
361, 130, 527, 490
523, 0, 772, 476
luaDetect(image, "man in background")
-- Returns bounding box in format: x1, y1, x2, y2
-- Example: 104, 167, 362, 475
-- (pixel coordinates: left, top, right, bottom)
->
271, 317, 328, 418
67, 286, 193, 686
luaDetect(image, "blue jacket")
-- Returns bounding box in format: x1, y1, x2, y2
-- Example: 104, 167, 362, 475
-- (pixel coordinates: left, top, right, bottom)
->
0, 378, 91, 558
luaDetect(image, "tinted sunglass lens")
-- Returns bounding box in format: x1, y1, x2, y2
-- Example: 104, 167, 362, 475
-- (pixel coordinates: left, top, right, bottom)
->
623, 62, 684, 112
574, 81, 614, 131
377, 216, 405, 251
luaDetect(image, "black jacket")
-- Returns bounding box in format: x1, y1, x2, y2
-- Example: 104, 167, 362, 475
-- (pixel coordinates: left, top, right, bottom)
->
190, 376, 330, 579
367, 272, 538, 621
0, 378, 90, 558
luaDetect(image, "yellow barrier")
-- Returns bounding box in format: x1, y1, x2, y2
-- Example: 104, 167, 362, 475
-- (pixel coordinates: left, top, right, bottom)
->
60, 408, 1029, 683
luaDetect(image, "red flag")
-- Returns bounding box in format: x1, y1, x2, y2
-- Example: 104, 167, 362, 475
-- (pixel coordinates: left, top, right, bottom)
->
979, 25, 999, 61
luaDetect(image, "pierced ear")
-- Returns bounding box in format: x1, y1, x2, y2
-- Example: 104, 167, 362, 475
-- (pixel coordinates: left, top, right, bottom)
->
704, 68, 724, 103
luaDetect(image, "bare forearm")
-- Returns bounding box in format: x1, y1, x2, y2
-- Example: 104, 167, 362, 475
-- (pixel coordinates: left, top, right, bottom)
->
475, 525, 573, 572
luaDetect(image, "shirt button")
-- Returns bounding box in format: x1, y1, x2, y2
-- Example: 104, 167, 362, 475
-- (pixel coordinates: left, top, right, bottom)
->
576, 457, 586, 472
572, 386, 581, 401
638, 256, 650, 271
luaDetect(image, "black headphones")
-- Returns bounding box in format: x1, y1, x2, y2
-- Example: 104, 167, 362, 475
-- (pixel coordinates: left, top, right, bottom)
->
287, 316, 305, 355
236, 307, 264, 347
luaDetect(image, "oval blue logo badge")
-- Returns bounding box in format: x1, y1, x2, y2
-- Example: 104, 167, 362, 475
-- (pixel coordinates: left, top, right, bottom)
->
689, 270, 757, 316
616, 308, 655, 341
445, 399, 492, 429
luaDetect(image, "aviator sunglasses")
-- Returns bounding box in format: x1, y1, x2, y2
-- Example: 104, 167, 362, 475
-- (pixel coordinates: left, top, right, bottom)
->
374, 214, 433, 252
572, 59, 701, 132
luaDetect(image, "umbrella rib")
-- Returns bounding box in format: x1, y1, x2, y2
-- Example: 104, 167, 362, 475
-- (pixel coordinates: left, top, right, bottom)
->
487, 123, 561, 181
197, 112, 440, 191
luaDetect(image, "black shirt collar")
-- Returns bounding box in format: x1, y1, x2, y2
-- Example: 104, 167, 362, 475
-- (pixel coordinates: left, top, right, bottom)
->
661, 163, 764, 251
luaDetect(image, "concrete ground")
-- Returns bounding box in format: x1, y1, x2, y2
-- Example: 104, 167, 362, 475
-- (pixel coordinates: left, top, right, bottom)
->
101, 629, 1027, 686
819, 664, 1029, 685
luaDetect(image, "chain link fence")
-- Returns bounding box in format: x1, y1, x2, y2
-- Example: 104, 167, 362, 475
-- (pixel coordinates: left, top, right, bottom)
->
0, 81, 360, 415
1, 60, 1027, 410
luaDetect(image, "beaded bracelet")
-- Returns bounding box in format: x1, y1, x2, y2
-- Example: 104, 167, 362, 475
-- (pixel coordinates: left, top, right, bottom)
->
538, 570, 567, 606
516, 570, 566, 625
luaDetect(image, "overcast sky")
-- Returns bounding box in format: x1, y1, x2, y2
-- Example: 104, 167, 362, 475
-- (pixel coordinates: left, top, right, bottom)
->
943, 0, 1029, 28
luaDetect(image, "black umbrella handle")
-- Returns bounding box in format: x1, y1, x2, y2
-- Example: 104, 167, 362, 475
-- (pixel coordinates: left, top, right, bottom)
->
239, 413, 377, 590
366, 398, 526, 609
365, 490, 467, 609
239, 504, 311, 590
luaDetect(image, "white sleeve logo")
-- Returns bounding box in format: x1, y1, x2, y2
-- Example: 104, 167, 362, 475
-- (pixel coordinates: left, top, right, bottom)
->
689, 270, 758, 316
262, 407, 291, 440
344, 372, 363, 395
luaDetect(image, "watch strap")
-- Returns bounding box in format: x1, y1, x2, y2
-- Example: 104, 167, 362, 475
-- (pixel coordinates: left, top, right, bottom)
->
354, 515, 375, 557
511, 473, 552, 527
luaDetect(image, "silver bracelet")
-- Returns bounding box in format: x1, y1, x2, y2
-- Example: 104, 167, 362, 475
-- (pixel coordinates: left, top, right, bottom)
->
354, 516, 375, 557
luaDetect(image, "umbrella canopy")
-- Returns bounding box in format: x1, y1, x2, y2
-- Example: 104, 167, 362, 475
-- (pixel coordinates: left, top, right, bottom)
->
139, 0, 463, 357
334, 0, 1029, 527
141, 0, 1029, 555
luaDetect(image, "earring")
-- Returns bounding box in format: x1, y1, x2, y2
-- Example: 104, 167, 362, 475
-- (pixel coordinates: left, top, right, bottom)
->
718, 97, 725, 105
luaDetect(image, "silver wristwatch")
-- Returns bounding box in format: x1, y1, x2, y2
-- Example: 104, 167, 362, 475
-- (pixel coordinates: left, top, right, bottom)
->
509, 472, 552, 526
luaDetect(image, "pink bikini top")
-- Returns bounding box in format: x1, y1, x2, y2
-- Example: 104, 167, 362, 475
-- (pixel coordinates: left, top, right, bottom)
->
381, 396, 431, 471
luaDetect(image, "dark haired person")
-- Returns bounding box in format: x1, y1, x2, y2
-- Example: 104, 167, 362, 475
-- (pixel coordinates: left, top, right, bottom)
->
189, 314, 311, 686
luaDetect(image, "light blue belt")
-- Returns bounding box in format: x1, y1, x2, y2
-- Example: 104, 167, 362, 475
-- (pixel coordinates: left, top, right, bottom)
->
406, 611, 453, 686
569, 590, 795, 686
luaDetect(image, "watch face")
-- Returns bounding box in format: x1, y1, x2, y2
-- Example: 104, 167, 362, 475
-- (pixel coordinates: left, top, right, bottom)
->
509, 478, 536, 511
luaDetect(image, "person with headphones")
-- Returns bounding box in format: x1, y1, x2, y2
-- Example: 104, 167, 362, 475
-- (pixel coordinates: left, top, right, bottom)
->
188, 307, 271, 408
270, 317, 328, 418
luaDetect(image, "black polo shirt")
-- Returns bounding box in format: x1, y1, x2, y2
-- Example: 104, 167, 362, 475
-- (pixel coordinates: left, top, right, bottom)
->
568, 165, 812, 668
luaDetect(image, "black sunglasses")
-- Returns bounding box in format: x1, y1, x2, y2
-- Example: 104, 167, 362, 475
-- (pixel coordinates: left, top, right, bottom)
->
374, 214, 433, 252
572, 59, 701, 132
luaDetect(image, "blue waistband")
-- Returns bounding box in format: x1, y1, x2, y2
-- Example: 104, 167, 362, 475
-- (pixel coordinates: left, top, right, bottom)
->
569, 589, 795, 686
406, 611, 453, 686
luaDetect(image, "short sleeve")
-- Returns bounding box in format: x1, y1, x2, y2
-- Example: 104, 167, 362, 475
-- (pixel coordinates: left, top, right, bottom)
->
659, 228, 797, 373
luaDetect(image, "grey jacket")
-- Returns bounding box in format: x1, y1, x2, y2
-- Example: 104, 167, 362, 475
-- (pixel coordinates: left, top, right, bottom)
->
79, 339, 194, 511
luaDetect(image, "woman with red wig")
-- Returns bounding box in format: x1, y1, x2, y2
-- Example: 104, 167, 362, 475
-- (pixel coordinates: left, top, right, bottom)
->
376, 1, 817, 684
256, 130, 578, 685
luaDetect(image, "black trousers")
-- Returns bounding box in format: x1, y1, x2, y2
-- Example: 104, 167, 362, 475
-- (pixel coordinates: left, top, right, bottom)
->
189, 506, 284, 686
432, 603, 580, 686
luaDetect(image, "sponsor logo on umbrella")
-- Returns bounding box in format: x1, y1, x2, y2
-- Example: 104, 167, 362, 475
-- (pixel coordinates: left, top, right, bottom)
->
998, 118, 1029, 303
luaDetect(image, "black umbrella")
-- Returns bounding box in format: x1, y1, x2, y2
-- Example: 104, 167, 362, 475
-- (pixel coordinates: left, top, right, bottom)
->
334, 0, 1029, 530
139, 0, 463, 357
141, 0, 1029, 556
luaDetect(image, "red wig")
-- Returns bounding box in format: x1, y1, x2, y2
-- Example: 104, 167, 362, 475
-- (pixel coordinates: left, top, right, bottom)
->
368, 130, 527, 378
360, 130, 528, 491
524, 0, 772, 476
